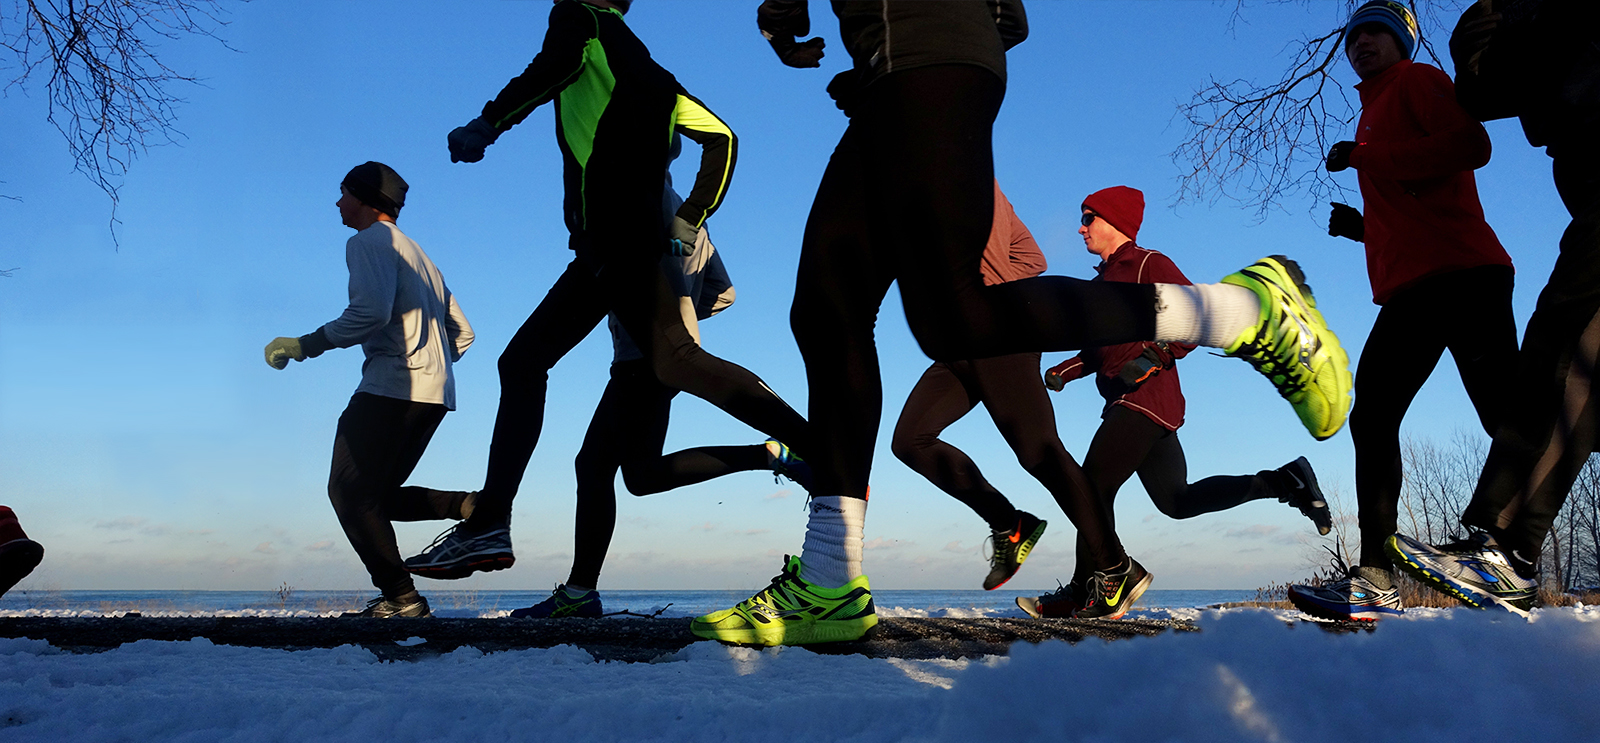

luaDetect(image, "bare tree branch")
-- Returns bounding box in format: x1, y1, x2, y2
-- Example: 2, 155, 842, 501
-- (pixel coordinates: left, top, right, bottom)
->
1172, 0, 1469, 218
0, 0, 237, 237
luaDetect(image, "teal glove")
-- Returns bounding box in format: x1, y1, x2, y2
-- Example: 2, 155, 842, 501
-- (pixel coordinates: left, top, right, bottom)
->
669, 216, 698, 257
265, 337, 306, 370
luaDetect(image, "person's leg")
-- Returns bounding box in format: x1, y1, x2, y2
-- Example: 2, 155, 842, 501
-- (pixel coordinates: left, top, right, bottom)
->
1463, 160, 1600, 556
1074, 406, 1166, 583
890, 360, 1018, 530
618, 444, 772, 495
1444, 266, 1519, 440
327, 393, 446, 604
474, 258, 610, 523
688, 120, 891, 646
1349, 290, 1449, 569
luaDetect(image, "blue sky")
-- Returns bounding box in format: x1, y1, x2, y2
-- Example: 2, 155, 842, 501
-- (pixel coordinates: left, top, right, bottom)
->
0, 1, 1564, 592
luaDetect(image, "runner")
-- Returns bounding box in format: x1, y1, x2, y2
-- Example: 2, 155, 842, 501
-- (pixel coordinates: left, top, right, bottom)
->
1388, 0, 1600, 616
688, 1, 1352, 646
406, 0, 811, 579
891, 180, 1099, 595
0, 506, 44, 598
1283, 1, 1518, 622
1019, 186, 1331, 619
509, 163, 805, 619
264, 162, 476, 619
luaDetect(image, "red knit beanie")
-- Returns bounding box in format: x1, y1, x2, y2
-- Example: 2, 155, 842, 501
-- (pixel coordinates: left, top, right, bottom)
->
1082, 186, 1145, 242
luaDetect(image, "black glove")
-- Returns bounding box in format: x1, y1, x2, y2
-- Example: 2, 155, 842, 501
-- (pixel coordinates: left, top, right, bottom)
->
1325, 141, 1357, 173
827, 69, 864, 118
448, 117, 499, 163
1105, 346, 1169, 397
758, 0, 825, 67
668, 216, 698, 257
1328, 202, 1365, 242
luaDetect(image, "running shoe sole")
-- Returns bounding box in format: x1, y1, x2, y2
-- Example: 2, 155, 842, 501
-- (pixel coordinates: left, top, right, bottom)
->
1384, 534, 1533, 617
406, 554, 515, 580
1286, 585, 1402, 622
1224, 256, 1353, 441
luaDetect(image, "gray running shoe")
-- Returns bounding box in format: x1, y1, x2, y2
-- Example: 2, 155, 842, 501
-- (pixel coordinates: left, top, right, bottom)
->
1287, 566, 1403, 621
342, 593, 431, 618
1277, 456, 1332, 535
1386, 531, 1538, 616
404, 521, 515, 580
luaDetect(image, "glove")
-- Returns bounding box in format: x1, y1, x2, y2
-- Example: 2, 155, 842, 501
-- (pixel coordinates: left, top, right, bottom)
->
758, 0, 825, 68
1044, 358, 1077, 392
1325, 141, 1357, 173
827, 69, 864, 118
1105, 346, 1169, 397
1328, 202, 1365, 242
766, 35, 825, 67
447, 117, 499, 163
264, 337, 306, 370
668, 216, 698, 257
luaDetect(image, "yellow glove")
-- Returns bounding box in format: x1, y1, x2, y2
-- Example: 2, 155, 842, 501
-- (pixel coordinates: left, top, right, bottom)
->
264, 337, 306, 370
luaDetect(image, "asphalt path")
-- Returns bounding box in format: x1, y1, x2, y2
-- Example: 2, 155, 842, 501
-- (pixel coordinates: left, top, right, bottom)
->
0, 615, 1366, 662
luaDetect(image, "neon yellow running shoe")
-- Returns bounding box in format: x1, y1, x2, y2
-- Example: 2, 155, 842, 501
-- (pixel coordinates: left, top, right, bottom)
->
1221, 256, 1352, 441
690, 555, 877, 646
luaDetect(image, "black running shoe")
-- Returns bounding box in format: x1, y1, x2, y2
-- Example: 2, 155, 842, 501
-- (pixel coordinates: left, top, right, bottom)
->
404, 521, 515, 579
0, 538, 43, 599
509, 585, 604, 619
984, 511, 1047, 590
342, 593, 432, 618
1017, 578, 1085, 618
1277, 456, 1332, 535
1073, 558, 1152, 620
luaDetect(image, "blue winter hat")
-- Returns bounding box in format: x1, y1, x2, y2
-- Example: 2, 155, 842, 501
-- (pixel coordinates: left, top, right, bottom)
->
1344, 1, 1419, 60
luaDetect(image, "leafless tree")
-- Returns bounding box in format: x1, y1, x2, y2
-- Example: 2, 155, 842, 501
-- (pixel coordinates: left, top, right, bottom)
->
1171, 0, 1469, 217
1397, 428, 1486, 543
1, 0, 235, 231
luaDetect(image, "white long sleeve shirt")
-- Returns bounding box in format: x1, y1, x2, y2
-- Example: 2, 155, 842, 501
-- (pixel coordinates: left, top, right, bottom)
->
319, 221, 473, 409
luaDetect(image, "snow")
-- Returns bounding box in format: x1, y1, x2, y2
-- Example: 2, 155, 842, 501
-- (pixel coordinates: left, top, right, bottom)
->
3, 607, 1599, 741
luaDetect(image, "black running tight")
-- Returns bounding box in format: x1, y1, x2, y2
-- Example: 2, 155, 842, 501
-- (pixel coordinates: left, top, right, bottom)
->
1464, 156, 1600, 559
475, 249, 809, 524
1073, 404, 1287, 582
1351, 265, 1517, 569
891, 353, 1126, 568
327, 393, 473, 598
790, 64, 1155, 507
568, 361, 771, 588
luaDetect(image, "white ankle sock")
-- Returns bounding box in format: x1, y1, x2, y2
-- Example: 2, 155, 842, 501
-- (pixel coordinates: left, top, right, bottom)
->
1152, 282, 1261, 348
798, 496, 866, 588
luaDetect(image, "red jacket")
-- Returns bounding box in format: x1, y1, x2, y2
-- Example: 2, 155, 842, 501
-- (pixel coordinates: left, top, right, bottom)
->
1050, 244, 1194, 431
1350, 60, 1511, 304
981, 181, 1047, 285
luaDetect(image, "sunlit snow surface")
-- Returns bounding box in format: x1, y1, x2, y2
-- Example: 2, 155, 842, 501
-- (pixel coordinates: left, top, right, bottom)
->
3, 605, 1599, 741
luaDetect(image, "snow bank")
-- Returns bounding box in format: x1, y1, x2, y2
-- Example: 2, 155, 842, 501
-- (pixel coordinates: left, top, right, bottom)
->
1, 608, 1597, 741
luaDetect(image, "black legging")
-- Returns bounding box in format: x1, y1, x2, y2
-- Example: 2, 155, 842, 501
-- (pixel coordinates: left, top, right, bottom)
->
788, 65, 1153, 564
1351, 265, 1517, 570
328, 392, 473, 598
1072, 404, 1289, 582
1464, 154, 1600, 558
891, 354, 1116, 564
474, 248, 808, 524
568, 360, 770, 588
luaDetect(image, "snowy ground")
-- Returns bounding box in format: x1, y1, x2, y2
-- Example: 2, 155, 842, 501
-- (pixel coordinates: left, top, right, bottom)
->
3, 605, 1599, 742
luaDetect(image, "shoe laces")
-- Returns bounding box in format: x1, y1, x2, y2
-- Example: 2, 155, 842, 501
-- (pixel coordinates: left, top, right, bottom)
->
418, 524, 462, 554
983, 527, 1016, 567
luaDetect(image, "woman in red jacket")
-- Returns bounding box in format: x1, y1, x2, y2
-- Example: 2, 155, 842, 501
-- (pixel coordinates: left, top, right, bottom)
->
1022, 186, 1331, 619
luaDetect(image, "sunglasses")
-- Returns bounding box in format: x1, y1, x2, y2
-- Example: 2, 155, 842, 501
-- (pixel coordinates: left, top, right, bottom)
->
1081, 212, 1100, 227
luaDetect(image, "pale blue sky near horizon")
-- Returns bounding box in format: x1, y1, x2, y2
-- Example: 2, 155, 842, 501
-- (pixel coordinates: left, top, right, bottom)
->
0, 1, 1564, 593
